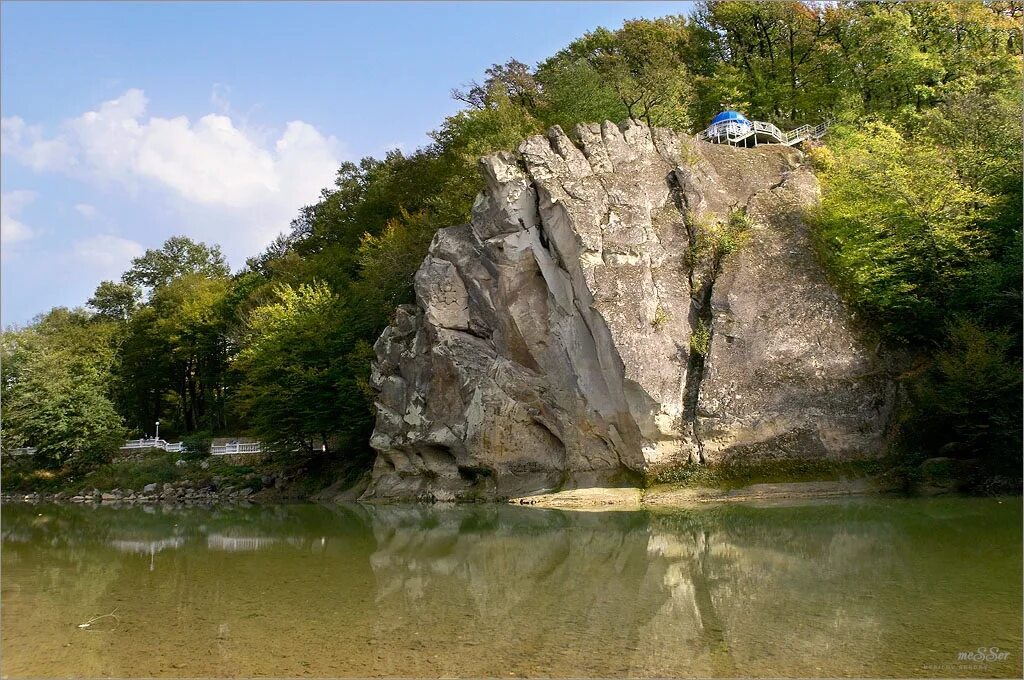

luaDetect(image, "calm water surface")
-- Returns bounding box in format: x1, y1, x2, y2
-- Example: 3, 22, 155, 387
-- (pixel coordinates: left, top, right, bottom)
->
1, 497, 1020, 678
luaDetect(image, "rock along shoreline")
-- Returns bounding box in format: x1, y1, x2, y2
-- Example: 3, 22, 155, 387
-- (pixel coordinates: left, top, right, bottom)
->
1, 481, 260, 506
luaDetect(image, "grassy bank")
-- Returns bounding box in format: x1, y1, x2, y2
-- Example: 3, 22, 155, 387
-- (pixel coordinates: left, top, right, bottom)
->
2, 450, 273, 496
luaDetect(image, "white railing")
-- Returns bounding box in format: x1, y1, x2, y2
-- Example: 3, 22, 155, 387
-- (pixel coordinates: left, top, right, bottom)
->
210, 442, 262, 455
699, 118, 828, 147
120, 438, 182, 452
10, 438, 260, 458
700, 120, 756, 142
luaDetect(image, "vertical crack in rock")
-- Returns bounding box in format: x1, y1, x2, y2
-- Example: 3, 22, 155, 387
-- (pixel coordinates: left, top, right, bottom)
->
363, 120, 894, 500
678, 202, 725, 465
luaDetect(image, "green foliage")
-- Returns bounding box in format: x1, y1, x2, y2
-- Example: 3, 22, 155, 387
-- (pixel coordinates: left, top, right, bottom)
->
690, 320, 711, 357
693, 0, 1023, 125
798, 3, 1023, 480
233, 282, 358, 456
118, 272, 232, 435
181, 432, 213, 460
810, 122, 994, 341
718, 210, 752, 257
686, 209, 750, 277
905, 320, 1022, 474
6, 2, 1022, 493
538, 17, 695, 129
534, 57, 627, 132
80, 456, 184, 492
651, 305, 670, 330
122, 236, 229, 291
87, 281, 139, 321
1, 309, 126, 470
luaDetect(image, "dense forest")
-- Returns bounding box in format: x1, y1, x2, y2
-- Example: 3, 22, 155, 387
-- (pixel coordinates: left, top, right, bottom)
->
3, 1, 1021, 488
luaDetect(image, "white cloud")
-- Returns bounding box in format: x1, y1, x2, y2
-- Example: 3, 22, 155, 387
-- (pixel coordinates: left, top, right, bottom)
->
2, 89, 343, 259
1, 117, 75, 172
67, 234, 145, 280
210, 83, 232, 114
74, 203, 98, 219
1, 190, 38, 248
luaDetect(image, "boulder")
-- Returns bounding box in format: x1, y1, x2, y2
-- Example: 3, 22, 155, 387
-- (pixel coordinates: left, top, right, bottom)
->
364, 121, 894, 500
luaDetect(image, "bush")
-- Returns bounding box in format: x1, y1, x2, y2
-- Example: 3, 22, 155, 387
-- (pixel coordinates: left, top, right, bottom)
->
690, 320, 711, 357
898, 319, 1023, 484
80, 457, 183, 491
181, 432, 212, 460
651, 305, 670, 330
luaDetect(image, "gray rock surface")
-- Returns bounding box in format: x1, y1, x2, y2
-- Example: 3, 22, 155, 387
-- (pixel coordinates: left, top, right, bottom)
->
364, 120, 893, 500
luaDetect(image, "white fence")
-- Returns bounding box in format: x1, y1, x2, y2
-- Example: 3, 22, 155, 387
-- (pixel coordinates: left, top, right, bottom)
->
210, 442, 262, 455
7, 439, 262, 458
120, 438, 184, 453
119, 439, 261, 455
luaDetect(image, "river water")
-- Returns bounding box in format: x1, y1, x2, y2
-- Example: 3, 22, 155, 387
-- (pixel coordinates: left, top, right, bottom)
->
1, 497, 1020, 678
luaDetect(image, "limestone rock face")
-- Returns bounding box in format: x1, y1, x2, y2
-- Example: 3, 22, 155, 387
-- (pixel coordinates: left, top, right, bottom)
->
364, 120, 893, 500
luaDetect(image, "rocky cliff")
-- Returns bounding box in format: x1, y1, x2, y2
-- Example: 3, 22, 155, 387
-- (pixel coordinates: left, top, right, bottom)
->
365, 120, 893, 500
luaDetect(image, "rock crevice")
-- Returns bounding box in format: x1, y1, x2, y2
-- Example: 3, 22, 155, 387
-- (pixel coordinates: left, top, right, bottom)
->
364, 120, 893, 501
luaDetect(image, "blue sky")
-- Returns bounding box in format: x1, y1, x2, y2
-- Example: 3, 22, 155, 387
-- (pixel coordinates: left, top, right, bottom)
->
1, 1, 690, 325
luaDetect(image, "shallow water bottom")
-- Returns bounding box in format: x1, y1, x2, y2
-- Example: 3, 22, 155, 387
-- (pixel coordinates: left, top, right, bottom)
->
1, 497, 1021, 677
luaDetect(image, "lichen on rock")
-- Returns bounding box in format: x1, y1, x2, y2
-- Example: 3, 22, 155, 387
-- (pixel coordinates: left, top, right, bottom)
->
363, 120, 893, 501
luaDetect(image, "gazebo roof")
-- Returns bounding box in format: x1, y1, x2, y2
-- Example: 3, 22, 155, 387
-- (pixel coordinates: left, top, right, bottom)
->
711, 110, 751, 125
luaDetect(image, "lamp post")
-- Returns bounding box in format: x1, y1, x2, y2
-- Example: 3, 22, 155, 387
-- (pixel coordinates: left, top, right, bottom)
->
155, 420, 160, 442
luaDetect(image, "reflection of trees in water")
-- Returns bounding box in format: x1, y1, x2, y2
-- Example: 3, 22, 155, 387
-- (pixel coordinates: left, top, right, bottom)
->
2, 502, 371, 558
2, 499, 1020, 677
2, 502, 380, 677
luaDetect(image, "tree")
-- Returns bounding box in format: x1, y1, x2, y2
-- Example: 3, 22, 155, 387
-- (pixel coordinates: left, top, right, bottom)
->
87, 280, 140, 321
534, 56, 628, 132
809, 122, 993, 341
120, 273, 232, 435
542, 18, 695, 129
233, 282, 353, 456
912, 319, 1022, 466
1, 309, 125, 469
453, 59, 542, 111
122, 236, 229, 291
695, 1, 840, 124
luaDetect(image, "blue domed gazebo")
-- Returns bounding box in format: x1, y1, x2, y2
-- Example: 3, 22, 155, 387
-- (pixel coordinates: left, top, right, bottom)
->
710, 110, 752, 128
700, 110, 828, 148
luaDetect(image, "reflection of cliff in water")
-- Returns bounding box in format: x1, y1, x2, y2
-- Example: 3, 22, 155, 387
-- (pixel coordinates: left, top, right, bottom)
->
2, 499, 1020, 678
363, 502, 906, 677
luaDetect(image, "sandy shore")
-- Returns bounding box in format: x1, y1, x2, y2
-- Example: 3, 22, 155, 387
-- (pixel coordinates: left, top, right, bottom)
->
510, 478, 881, 509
